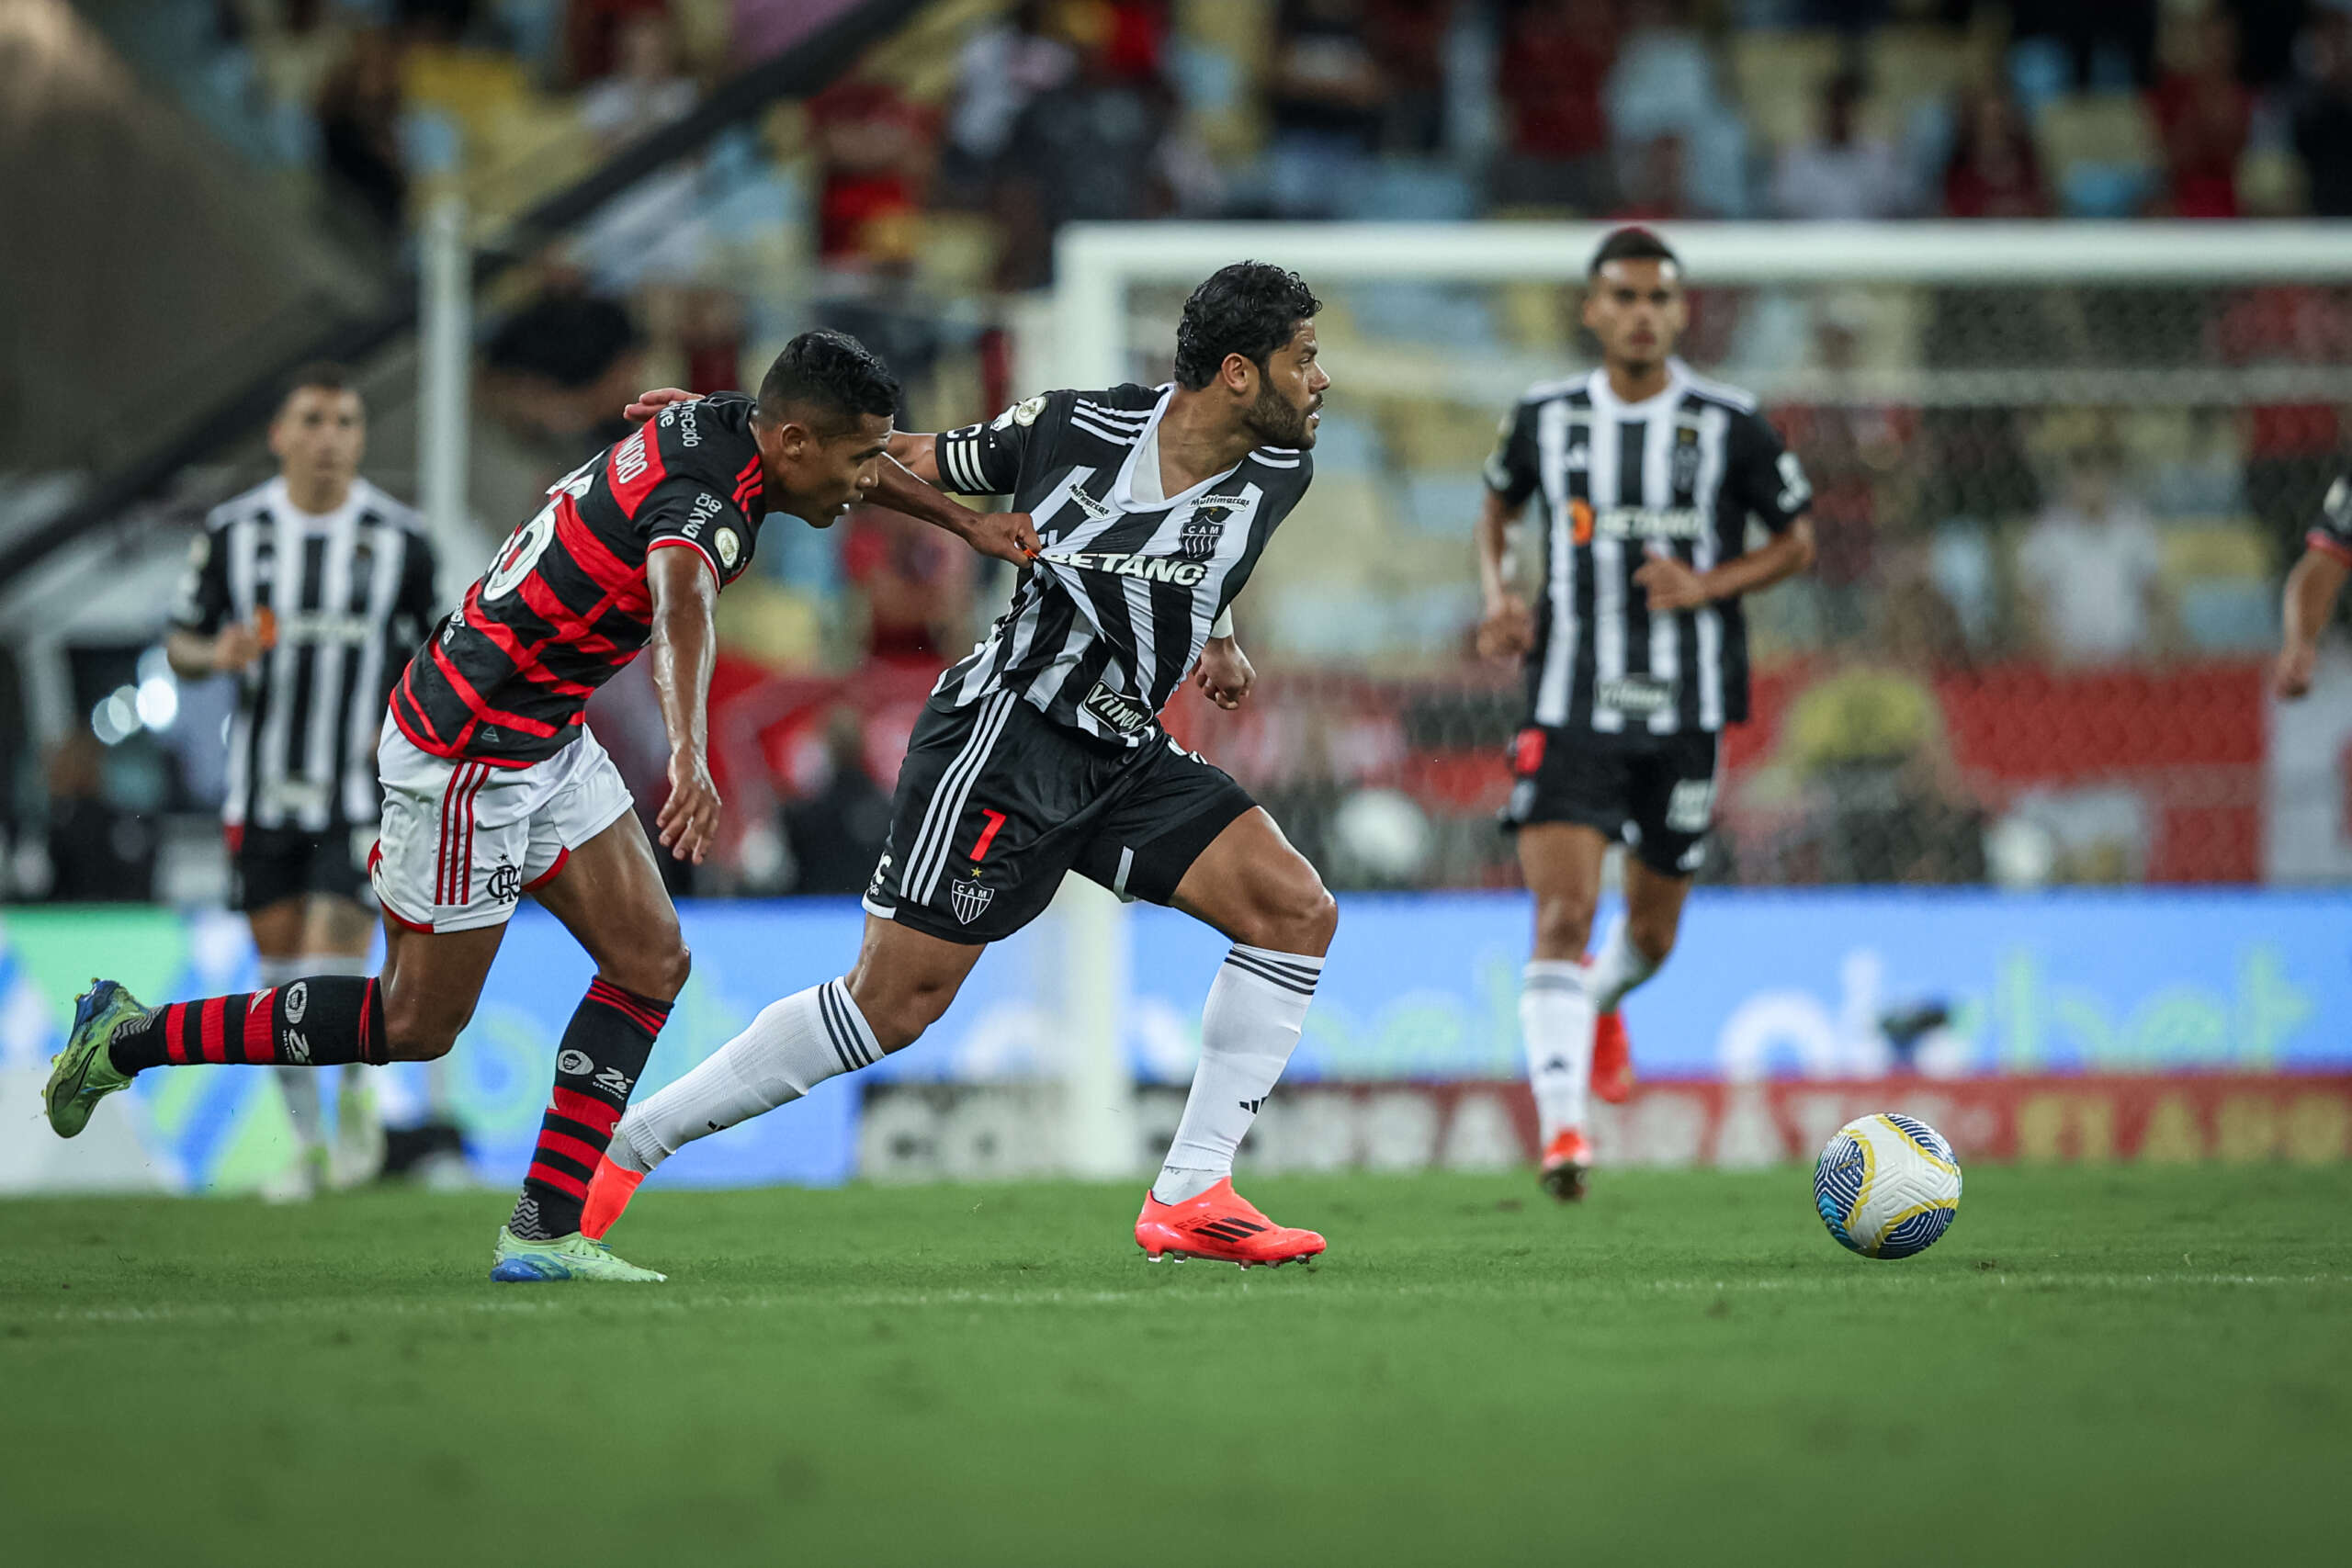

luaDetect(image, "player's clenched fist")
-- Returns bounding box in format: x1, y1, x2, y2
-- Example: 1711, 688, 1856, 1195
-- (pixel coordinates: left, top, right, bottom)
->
1195, 637, 1255, 709
658, 748, 722, 864
1633, 547, 1711, 611
963, 511, 1041, 565
210, 621, 267, 674
1476, 592, 1534, 660
2276, 642, 2318, 700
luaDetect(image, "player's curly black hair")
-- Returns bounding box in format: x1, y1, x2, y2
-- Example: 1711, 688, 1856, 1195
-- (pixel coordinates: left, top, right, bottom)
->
1171, 263, 1323, 390
757, 329, 902, 431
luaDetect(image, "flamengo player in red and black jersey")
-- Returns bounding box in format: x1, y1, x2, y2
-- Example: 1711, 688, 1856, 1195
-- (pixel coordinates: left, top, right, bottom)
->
46, 331, 1039, 1283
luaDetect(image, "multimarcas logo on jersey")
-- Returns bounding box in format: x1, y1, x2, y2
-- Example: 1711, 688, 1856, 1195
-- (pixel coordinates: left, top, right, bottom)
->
950, 877, 995, 925
1037, 547, 1208, 586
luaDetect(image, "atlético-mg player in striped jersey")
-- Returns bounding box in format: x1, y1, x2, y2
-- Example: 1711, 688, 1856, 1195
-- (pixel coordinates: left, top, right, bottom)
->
1476, 228, 1816, 1200
46, 332, 1037, 1282
582, 264, 1341, 1268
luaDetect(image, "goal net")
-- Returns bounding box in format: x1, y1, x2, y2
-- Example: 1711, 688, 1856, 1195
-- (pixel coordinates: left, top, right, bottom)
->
1049, 220, 2352, 894
1030, 220, 2352, 1172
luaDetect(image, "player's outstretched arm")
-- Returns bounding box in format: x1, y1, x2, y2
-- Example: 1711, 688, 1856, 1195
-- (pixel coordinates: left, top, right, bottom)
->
866, 441, 1040, 567
1635, 517, 1817, 612
2277, 544, 2351, 700
647, 547, 722, 864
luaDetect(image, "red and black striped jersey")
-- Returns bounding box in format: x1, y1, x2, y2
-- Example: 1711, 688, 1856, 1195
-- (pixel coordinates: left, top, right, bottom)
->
390, 394, 768, 767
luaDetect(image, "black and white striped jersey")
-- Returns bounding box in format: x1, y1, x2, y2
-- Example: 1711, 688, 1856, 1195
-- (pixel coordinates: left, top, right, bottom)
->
172, 477, 438, 830
931, 384, 1314, 746
1485, 361, 1809, 735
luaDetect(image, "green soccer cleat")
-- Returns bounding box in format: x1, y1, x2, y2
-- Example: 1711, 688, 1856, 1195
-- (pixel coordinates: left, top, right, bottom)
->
45, 979, 147, 1138
490, 1226, 667, 1283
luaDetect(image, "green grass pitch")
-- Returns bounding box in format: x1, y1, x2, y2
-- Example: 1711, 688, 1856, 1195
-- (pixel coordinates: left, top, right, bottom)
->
4, 1165, 2346, 1565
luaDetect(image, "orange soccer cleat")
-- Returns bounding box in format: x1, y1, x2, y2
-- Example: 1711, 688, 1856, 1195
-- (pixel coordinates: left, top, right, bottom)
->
1135, 1177, 1326, 1268
1591, 1010, 1634, 1105
580, 1154, 647, 1241
1539, 1128, 1593, 1202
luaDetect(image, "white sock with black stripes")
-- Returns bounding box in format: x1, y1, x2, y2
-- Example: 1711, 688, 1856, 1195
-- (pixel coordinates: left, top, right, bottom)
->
260, 957, 325, 1154
1588, 919, 1661, 1015
1152, 945, 1323, 1205
611, 979, 880, 1173
1521, 960, 1595, 1142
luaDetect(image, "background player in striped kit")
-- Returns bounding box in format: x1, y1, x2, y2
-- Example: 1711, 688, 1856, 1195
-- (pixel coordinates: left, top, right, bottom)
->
2274, 469, 2352, 699
166, 364, 437, 1196
51, 333, 1037, 1282
1476, 228, 1817, 1200
584, 264, 1339, 1267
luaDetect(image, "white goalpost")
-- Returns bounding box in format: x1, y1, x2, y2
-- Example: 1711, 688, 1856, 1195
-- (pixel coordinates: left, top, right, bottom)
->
1041, 219, 2352, 1178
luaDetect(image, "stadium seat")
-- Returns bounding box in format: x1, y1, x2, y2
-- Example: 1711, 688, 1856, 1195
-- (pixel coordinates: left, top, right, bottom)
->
1867, 26, 1976, 110
2037, 93, 2159, 218
1728, 30, 1844, 151
2161, 520, 2276, 652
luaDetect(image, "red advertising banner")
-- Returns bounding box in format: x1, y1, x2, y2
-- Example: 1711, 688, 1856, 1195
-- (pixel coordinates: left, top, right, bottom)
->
859, 1075, 2352, 1183
1241, 1075, 2352, 1170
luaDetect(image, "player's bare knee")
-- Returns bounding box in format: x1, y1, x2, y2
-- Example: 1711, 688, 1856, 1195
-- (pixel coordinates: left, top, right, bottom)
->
1533, 897, 1596, 960
1627, 917, 1678, 967
599, 936, 690, 1002
1237, 867, 1336, 955
844, 969, 949, 1055
381, 1004, 459, 1062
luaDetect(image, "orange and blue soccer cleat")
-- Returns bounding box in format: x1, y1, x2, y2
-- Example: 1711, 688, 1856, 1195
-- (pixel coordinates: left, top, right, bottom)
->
580, 1154, 647, 1241
1135, 1178, 1325, 1268
1592, 1010, 1634, 1105
1539, 1128, 1593, 1202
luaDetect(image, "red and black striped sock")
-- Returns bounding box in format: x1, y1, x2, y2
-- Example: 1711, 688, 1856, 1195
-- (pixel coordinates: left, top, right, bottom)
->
507, 977, 672, 1240
107, 977, 389, 1074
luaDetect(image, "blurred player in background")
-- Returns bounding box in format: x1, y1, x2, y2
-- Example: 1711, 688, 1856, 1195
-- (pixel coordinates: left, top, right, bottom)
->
2274, 470, 2352, 699
165, 364, 437, 1197
51, 332, 1035, 1283
1476, 228, 1816, 1200
587, 264, 1339, 1269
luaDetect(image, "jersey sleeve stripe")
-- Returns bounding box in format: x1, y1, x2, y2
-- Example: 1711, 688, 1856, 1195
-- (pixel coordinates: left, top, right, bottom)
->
942, 434, 976, 493
2309, 527, 2352, 565
647, 536, 721, 585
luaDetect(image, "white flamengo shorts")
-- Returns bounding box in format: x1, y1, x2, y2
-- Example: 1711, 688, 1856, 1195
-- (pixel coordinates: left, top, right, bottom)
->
369, 716, 636, 934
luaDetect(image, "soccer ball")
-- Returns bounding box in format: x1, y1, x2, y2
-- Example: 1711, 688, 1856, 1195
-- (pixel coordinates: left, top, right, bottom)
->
1813, 1113, 1962, 1259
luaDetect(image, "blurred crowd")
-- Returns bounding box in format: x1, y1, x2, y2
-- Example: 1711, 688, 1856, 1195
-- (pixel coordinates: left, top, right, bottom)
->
17, 0, 2352, 903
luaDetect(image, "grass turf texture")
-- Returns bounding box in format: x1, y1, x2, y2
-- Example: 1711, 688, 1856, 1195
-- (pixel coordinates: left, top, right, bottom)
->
4, 1166, 2346, 1566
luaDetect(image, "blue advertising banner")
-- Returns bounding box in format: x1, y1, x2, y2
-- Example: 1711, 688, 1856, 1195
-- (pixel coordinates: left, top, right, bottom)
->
3, 887, 2347, 1194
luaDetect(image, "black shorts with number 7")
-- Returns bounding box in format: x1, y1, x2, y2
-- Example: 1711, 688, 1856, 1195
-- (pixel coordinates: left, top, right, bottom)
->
1501, 725, 1720, 876
863, 692, 1258, 944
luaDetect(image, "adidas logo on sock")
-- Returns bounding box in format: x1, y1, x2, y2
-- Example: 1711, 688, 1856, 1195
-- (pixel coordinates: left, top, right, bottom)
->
1238, 1098, 1263, 1112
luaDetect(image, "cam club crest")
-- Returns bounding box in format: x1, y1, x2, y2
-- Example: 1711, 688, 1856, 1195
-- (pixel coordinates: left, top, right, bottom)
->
949, 877, 995, 926
1180, 507, 1230, 562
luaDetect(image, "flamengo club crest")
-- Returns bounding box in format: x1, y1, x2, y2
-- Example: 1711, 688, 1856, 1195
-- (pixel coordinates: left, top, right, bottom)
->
950, 877, 995, 926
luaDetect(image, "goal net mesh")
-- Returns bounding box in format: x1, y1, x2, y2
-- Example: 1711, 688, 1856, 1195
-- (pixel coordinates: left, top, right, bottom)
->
1087, 248, 2352, 891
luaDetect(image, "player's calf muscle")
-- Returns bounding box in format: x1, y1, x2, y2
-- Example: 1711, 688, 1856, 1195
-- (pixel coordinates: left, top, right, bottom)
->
843, 963, 959, 1053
